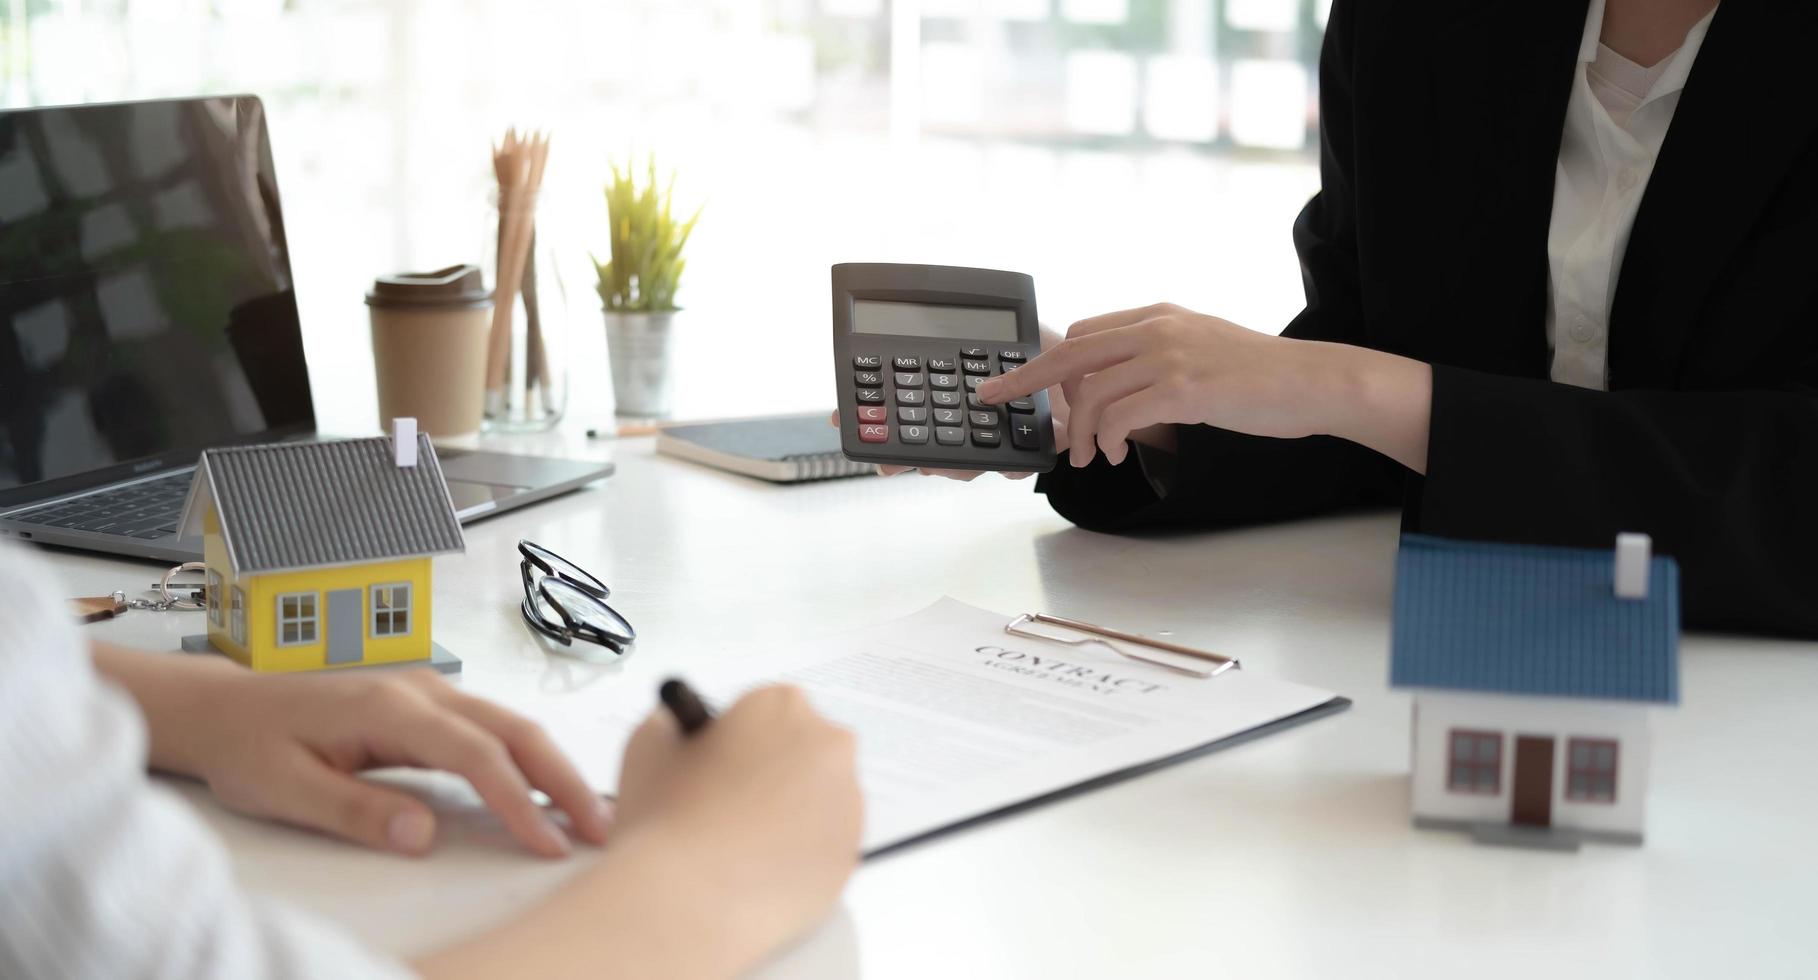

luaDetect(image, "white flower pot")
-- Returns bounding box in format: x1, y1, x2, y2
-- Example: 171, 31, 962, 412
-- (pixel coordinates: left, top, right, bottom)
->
604, 310, 677, 417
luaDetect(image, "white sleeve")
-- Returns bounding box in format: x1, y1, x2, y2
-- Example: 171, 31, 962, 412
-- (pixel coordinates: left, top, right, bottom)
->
0, 546, 415, 980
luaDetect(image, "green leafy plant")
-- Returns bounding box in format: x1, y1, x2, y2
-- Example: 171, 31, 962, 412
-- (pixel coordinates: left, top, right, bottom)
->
593, 156, 701, 313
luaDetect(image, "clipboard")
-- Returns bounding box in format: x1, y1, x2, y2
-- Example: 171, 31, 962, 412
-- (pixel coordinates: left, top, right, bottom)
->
866, 695, 1352, 859
1005, 611, 1239, 678
861, 607, 1349, 859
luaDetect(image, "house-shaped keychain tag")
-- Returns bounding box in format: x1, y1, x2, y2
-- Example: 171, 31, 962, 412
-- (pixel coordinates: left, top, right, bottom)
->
1391, 532, 1679, 850
176, 419, 463, 673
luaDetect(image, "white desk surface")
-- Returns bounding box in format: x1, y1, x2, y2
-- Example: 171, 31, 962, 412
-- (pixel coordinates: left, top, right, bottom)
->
55, 433, 1818, 979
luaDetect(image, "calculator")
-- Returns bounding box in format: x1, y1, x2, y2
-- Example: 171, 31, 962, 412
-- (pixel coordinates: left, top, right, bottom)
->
832, 263, 1057, 473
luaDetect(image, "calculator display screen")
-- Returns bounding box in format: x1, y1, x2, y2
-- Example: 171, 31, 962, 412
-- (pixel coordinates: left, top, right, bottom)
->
851, 300, 1018, 341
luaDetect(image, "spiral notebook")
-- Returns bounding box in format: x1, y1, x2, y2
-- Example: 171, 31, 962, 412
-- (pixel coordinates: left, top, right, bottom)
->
655, 413, 875, 483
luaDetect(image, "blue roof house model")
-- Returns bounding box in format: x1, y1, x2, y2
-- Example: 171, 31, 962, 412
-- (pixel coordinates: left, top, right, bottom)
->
1390, 533, 1680, 850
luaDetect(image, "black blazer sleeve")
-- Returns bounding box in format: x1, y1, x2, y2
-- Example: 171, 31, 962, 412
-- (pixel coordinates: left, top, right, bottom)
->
1037, 0, 1403, 534
1418, 367, 1818, 636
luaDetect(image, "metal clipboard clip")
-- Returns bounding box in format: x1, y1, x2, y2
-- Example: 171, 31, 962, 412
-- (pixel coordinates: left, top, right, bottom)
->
1005, 612, 1240, 679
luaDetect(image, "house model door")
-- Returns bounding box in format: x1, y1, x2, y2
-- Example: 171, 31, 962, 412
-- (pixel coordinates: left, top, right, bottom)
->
1511, 735, 1555, 827
326, 588, 363, 665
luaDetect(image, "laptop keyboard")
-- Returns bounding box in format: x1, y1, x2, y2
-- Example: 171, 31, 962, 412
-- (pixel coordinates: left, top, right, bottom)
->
5, 472, 192, 539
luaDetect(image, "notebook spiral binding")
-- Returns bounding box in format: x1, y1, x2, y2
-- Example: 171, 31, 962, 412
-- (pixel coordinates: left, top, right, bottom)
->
785, 452, 874, 482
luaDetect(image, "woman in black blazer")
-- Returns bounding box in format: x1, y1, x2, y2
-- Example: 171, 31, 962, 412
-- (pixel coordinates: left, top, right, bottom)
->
974, 0, 1818, 637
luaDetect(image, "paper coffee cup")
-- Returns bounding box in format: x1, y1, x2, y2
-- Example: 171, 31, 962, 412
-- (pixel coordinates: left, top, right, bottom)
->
366, 265, 492, 438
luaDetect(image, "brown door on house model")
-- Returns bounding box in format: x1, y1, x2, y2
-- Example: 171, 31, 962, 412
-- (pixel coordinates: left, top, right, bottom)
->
1511, 736, 1555, 827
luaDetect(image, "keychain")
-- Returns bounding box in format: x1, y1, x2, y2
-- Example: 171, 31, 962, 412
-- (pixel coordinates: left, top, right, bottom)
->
71, 561, 208, 623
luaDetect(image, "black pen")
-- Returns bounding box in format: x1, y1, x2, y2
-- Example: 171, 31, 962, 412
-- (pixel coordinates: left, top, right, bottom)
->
659, 678, 714, 735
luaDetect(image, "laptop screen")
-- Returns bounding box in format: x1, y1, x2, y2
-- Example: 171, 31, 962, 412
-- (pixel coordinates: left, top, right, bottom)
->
0, 96, 314, 508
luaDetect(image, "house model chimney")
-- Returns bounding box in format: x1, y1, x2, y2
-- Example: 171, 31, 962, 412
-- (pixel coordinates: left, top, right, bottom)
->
393, 417, 418, 468
1614, 532, 1650, 600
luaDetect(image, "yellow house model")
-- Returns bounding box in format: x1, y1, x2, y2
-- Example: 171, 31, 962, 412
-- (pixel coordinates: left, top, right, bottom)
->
176, 421, 465, 673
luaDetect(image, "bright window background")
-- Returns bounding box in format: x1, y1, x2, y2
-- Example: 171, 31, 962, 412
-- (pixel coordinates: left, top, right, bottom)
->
1, 0, 1325, 431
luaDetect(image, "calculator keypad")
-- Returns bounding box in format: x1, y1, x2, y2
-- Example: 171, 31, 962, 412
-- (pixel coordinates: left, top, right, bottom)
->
845, 345, 1044, 461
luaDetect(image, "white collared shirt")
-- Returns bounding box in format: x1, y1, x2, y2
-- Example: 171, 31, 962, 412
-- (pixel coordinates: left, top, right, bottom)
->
0, 545, 410, 979
1545, 0, 1717, 390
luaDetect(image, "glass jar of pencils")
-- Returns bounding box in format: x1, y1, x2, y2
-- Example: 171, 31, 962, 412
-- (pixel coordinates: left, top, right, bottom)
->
480, 190, 569, 432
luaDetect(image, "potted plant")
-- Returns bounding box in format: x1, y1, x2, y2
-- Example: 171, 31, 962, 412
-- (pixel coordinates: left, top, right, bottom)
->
594, 156, 701, 417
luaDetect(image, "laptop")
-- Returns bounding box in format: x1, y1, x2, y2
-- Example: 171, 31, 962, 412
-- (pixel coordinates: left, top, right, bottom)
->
0, 95, 612, 564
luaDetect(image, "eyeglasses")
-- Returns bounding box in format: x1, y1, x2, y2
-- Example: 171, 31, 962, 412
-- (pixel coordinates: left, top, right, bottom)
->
519, 540, 636, 659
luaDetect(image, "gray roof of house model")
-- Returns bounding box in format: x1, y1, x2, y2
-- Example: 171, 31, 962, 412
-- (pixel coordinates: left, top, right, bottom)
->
180, 435, 464, 575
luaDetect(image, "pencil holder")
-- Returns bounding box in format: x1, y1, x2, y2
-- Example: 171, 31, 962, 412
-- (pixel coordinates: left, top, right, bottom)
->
481, 191, 569, 432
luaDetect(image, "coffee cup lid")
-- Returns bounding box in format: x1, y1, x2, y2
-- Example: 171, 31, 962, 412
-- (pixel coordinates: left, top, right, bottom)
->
366, 264, 492, 310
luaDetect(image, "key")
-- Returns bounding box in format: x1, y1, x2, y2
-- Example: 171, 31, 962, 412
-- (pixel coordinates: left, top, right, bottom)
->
1010, 420, 1040, 449
853, 354, 883, 369
969, 409, 998, 427
858, 423, 890, 443
1008, 398, 1034, 413
899, 424, 930, 445
895, 388, 926, 406
971, 428, 1002, 447
892, 355, 923, 371
927, 357, 958, 372
932, 408, 964, 425
856, 388, 885, 404
935, 426, 965, 445
857, 405, 888, 423
962, 358, 990, 375
894, 372, 926, 388
897, 406, 928, 423
855, 370, 883, 386
929, 373, 959, 390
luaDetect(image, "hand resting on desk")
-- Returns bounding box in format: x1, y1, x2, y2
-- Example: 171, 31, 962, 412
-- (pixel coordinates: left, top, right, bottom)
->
92, 641, 611, 858
96, 638, 863, 979
419, 685, 862, 980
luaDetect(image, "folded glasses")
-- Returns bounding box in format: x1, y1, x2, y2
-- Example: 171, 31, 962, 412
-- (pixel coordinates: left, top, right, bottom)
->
519, 540, 636, 660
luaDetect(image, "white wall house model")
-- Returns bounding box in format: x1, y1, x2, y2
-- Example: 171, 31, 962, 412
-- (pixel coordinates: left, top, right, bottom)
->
1390, 533, 1680, 850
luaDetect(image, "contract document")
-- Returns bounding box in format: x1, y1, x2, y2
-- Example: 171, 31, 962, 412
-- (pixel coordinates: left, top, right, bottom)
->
532, 598, 1347, 855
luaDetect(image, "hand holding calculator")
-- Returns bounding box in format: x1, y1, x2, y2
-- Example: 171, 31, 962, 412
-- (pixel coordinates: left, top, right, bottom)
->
831, 263, 1058, 473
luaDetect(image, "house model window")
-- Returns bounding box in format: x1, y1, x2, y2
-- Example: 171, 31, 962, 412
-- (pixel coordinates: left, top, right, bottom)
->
1566, 738, 1619, 803
206, 570, 223, 626
230, 587, 247, 646
1447, 730, 1503, 794
277, 592, 319, 646
371, 583, 411, 637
